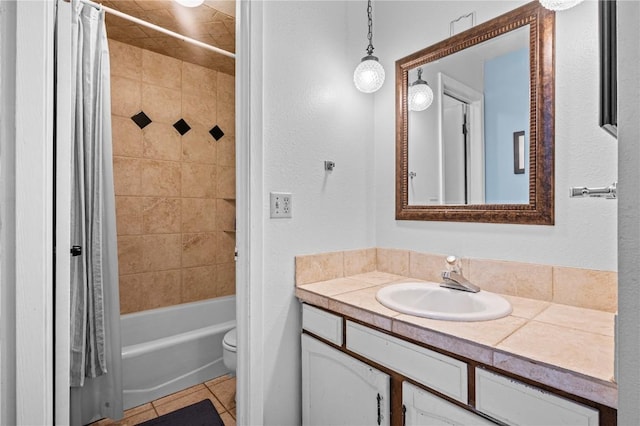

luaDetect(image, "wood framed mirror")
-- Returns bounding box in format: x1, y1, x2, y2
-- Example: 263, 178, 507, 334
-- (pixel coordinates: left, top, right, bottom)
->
396, 1, 555, 225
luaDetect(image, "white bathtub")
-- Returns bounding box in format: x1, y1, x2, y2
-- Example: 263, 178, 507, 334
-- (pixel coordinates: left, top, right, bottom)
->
121, 295, 236, 410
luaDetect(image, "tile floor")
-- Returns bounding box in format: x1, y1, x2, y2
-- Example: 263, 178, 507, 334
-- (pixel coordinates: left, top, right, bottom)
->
90, 375, 236, 426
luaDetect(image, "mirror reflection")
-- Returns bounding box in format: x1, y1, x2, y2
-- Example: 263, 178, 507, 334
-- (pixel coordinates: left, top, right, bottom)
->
407, 26, 530, 206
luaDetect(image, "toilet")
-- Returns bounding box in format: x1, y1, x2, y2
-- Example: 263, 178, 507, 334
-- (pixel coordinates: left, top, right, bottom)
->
222, 327, 237, 376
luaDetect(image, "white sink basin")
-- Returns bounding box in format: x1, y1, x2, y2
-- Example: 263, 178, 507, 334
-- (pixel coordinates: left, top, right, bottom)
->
376, 282, 512, 321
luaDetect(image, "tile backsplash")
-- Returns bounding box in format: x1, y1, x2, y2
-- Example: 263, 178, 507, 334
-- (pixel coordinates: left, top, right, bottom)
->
295, 248, 617, 313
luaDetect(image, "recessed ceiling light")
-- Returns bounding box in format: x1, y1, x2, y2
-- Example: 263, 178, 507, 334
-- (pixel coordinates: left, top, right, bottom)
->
175, 0, 204, 7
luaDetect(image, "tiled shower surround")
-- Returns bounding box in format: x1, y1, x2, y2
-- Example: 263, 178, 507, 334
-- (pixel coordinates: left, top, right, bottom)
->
109, 39, 235, 314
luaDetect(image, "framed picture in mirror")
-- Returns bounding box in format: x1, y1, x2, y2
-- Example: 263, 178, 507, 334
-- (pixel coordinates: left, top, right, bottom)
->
600, 0, 616, 138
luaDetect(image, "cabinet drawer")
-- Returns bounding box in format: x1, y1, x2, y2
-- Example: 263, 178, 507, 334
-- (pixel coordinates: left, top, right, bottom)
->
476, 369, 599, 425
346, 321, 468, 403
403, 381, 495, 425
302, 304, 343, 345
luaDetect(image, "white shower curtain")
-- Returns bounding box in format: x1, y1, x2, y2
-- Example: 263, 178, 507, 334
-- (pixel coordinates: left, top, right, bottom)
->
69, 0, 123, 423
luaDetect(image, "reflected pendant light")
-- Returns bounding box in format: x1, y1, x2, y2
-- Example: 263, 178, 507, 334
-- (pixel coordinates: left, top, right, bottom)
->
539, 0, 584, 11
408, 68, 434, 111
175, 0, 204, 7
354, 0, 385, 93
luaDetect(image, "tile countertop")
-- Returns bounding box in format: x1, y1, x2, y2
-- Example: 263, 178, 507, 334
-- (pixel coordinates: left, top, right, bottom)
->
295, 271, 618, 409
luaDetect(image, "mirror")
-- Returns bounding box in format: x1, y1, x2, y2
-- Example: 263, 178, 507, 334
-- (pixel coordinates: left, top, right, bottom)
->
396, 1, 555, 224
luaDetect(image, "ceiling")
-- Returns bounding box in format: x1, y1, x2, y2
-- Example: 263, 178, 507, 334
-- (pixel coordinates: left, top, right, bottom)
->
101, 0, 235, 75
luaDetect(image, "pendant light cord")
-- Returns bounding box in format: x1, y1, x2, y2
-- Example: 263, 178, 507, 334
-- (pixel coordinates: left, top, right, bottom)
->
366, 0, 375, 56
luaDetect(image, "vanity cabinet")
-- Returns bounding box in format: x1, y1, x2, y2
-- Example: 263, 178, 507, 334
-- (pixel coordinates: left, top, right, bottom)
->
301, 334, 391, 425
301, 303, 613, 426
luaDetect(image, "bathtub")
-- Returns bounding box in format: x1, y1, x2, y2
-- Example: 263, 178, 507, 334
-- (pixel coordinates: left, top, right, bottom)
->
121, 295, 236, 410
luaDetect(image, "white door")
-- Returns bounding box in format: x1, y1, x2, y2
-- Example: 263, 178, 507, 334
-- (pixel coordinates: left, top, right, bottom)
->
402, 381, 496, 425
301, 334, 391, 426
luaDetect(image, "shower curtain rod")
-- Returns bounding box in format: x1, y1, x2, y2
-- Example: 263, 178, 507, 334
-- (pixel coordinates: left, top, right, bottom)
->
76, 0, 236, 59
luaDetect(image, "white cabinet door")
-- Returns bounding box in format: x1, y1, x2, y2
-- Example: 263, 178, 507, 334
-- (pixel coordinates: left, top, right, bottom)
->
302, 334, 391, 426
403, 381, 496, 425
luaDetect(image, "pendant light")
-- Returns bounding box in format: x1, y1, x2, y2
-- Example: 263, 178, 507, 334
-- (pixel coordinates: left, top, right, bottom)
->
539, 0, 584, 11
354, 0, 385, 93
408, 68, 434, 111
175, 0, 204, 7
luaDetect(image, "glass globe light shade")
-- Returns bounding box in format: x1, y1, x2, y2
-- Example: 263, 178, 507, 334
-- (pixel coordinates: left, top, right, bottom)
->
408, 81, 434, 111
175, 0, 204, 7
354, 56, 385, 93
539, 0, 584, 11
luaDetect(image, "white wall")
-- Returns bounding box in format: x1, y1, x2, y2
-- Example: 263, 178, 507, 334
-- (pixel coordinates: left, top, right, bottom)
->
259, 1, 374, 423
374, 1, 618, 271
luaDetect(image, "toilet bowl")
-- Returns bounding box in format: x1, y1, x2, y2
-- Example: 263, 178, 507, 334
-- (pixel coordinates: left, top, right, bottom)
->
222, 328, 237, 375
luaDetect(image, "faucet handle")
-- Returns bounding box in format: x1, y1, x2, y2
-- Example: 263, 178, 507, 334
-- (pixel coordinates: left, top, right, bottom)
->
445, 255, 461, 273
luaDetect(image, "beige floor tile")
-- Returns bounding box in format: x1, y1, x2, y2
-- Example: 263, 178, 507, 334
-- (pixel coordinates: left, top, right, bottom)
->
220, 411, 236, 426
206, 376, 236, 411
117, 408, 157, 425
205, 374, 234, 388
153, 386, 225, 416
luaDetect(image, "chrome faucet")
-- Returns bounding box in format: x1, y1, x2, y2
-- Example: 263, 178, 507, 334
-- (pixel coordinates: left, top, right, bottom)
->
439, 256, 481, 293
440, 271, 481, 293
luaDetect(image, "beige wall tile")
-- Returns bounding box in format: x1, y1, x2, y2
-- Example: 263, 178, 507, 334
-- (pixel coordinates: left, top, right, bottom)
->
216, 104, 234, 136
409, 251, 448, 282
376, 248, 410, 276
112, 116, 143, 158
217, 72, 234, 106
142, 234, 182, 271
182, 61, 217, 95
142, 49, 181, 89
182, 198, 216, 233
141, 159, 181, 197
216, 134, 235, 167
182, 126, 217, 164
142, 122, 181, 161
216, 166, 235, 199
108, 39, 142, 80
142, 197, 181, 234
216, 199, 235, 231
182, 266, 217, 303
182, 163, 217, 198
553, 267, 617, 312
117, 235, 144, 275
116, 196, 143, 235
111, 76, 141, 117
217, 231, 236, 264
216, 263, 236, 296
295, 252, 344, 285
468, 258, 553, 301
119, 270, 181, 314
182, 232, 217, 267
182, 91, 217, 129
113, 156, 142, 196
344, 248, 376, 276
141, 83, 181, 124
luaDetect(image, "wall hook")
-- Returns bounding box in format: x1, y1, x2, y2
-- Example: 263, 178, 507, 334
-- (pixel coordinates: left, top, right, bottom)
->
324, 161, 335, 171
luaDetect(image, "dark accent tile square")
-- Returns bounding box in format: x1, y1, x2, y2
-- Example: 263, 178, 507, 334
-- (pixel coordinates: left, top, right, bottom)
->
209, 125, 224, 141
173, 118, 191, 136
131, 111, 152, 129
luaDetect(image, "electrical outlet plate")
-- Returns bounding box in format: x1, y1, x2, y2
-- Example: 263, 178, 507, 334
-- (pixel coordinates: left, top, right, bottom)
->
270, 192, 292, 218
